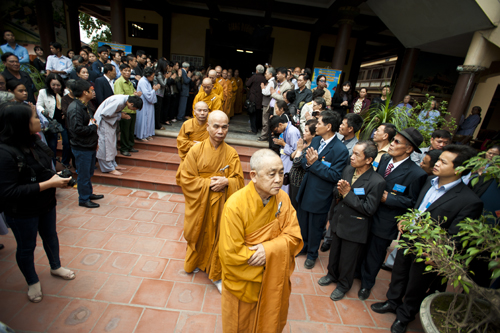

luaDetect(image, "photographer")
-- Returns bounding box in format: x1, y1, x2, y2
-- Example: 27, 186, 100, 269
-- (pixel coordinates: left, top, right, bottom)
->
67, 80, 104, 208
0, 102, 76, 303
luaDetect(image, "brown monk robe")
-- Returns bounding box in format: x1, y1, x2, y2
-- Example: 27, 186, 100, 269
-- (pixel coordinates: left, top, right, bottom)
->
227, 69, 238, 118
220, 149, 303, 333
220, 69, 232, 117
198, 69, 224, 103
234, 69, 244, 114
177, 101, 210, 161
192, 78, 222, 115
176, 110, 244, 291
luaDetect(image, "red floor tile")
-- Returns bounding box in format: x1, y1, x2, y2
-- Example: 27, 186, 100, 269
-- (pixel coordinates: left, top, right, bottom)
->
98, 252, 140, 275
111, 187, 134, 196
290, 272, 317, 295
57, 228, 89, 246
130, 198, 156, 209
109, 195, 137, 207
81, 216, 116, 230
103, 234, 139, 252
95, 274, 142, 303
134, 308, 179, 333
106, 219, 138, 234
312, 273, 337, 297
174, 312, 217, 333
48, 299, 108, 333
107, 207, 137, 219
68, 248, 112, 271
149, 192, 172, 201
0, 290, 29, 323
193, 271, 213, 285
288, 294, 307, 320
289, 321, 328, 333
295, 255, 326, 274
161, 259, 194, 282
130, 190, 153, 198
371, 279, 390, 301
0, 264, 39, 291
35, 245, 83, 267
84, 204, 117, 216
365, 301, 396, 329
303, 295, 342, 324
130, 209, 158, 222
130, 237, 165, 256
201, 284, 222, 314
169, 194, 185, 203
152, 201, 177, 212
58, 214, 92, 228
130, 255, 168, 279
131, 279, 174, 307
131, 222, 161, 237
154, 212, 182, 225
173, 203, 185, 214
58, 270, 110, 299
75, 230, 114, 249
166, 282, 206, 311
336, 299, 375, 327
8, 296, 71, 332
156, 225, 184, 240
91, 304, 143, 333
35, 266, 71, 295
326, 325, 362, 333
159, 241, 187, 260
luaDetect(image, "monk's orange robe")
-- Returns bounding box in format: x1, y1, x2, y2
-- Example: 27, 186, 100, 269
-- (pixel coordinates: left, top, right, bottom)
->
176, 118, 209, 161
223, 78, 234, 117
192, 90, 223, 116
219, 182, 304, 333
176, 138, 244, 281
218, 78, 230, 116
199, 81, 224, 102
228, 78, 238, 118
234, 77, 243, 114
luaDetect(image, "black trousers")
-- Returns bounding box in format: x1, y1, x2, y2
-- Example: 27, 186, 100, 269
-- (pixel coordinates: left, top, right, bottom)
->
361, 232, 393, 290
249, 108, 263, 133
161, 94, 170, 123
327, 231, 364, 292
290, 184, 300, 211
154, 96, 163, 129
168, 94, 179, 120
387, 248, 438, 323
297, 207, 328, 261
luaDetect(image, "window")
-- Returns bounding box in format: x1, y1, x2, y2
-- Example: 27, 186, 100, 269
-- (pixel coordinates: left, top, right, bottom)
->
358, 71, 365, 80
386, 66, 394, 78
371, 69, 380, 80
128, 21, 158, 40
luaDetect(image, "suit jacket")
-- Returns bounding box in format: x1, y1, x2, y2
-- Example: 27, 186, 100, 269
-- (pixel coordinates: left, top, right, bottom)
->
246, 73, 267, 108
95, 76, 115, 106
179, 69, 191, 97
296, 135, 350, 214
415, 177, 483, 236
330, 166, 386, 244
371, 154, 428, 240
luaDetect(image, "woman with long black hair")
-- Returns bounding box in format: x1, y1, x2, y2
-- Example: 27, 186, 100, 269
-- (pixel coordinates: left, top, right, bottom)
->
0, 102, 76, 303
153, 58, 172, 127
331, 81, 353, 118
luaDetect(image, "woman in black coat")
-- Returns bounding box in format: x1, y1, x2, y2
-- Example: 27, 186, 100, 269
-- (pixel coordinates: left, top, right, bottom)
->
331, 81, 353, 118
0, 103, 76, 303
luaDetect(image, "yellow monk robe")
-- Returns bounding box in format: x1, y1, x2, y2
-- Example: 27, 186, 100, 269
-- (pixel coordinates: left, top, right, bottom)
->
219, 182, 303, 333
228, 78, 238, 118
199, 81, 224, 102
176, 118, 209, 161
192, 90, 223, 115
223, 78, 235, 117
218, 78, 230, 116
234, 77, 243, 114
176, 138, 244, 281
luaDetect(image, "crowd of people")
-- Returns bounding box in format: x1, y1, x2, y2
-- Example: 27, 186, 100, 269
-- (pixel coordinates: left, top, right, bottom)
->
0, 28, 498, 333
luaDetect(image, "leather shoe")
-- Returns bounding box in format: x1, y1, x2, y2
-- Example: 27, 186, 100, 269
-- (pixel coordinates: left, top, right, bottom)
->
79, 201, 100, 208
320, 242, 331, 252
371, 301, 397, 314
381, 263, 393, 272
330, 288, 345, 301
89, 194, 104, 200
391, 319, 408, 333
358, 288, 371, 300
304, 258, 316, 269
121, 151, 131, 156
130, 148, 139, 152
318, 274, 337, 286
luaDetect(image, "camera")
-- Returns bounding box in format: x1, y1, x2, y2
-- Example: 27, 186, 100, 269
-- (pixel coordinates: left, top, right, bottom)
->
59, 169, 77, 187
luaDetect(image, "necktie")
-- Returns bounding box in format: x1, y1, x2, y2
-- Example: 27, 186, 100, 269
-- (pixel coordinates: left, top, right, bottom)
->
318, 140, 327, 155
384, 163, 394, 178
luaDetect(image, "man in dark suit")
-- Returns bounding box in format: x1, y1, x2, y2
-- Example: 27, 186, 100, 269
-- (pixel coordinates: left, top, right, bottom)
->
318, 141, 386, 301
358, 127, 428, 300
177, 62, 192, 122
296, 110, 349, 269
371, 145, 483, 333
95, 64, 116, 107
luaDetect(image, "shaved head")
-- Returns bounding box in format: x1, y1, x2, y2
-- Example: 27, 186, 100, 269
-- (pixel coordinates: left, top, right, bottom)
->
207, 110, 229, 147
202, 77, 213, 94
250, 149, 284, 199
194, 101, 209, 110
222, 69, 228, 79
250, 149, 281, 172
208, 70, 217, 84
215, 66, 222, 78
208, 110, 228, 124
194, 101, 209, 123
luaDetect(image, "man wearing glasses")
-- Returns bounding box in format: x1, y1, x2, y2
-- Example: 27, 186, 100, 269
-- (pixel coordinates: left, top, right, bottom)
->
67, 80, 104, 209
312, 75, 332, 107
357, 127, 427, 301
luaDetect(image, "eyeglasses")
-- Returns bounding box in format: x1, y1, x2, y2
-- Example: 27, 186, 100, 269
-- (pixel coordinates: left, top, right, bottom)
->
319, 80, 326, 83
391, 138, 408, 146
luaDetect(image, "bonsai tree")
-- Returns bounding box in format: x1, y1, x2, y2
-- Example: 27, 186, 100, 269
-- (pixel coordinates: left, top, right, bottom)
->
397, 151, 500, 332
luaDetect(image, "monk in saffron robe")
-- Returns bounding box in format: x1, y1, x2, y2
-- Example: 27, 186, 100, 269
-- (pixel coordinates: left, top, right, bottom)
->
176, 110, 244, 292
197, 69, 224, 103
227, 69, 238, 118
219, 149, 304, 333
192, 78, 222, 115
234, 69, 244, 115
216, 66, 229, 111
177, 101, 210, 161
221, 69, 233, 117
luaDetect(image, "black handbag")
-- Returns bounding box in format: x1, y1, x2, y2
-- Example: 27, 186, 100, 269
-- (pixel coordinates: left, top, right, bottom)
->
244, 99, 256, 114
283, 172, 290, 186
46, 118, 64, 134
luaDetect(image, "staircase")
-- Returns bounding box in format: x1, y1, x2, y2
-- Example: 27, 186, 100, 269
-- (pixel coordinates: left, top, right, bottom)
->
90, 137, 256, 193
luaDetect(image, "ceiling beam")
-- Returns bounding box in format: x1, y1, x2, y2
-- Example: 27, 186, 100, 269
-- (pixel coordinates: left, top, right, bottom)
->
80, 5, 111, 23
314, 0, 366, 33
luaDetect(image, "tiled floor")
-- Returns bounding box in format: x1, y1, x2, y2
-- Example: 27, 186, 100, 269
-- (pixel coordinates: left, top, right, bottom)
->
0, 185, 424, 333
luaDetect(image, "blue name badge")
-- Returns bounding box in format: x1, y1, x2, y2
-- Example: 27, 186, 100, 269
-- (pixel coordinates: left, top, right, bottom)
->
426, 202, 431, 209
322, 161, 331, 167
353, 188, 365, 195
373, 161, 379, 168
393, 184, 406, 193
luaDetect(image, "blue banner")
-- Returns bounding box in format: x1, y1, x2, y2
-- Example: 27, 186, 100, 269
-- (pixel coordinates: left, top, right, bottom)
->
98, 42, 133, 55
310, 68, 342, 98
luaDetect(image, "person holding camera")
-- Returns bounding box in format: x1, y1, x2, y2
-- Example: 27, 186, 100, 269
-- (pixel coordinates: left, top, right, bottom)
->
0, 102, 76, 303
67, 80, 104, 208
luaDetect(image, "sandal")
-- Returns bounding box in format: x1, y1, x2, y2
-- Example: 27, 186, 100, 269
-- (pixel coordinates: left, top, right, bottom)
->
139, 138, 148, 142
50, 268, 76, 280
159, 127, 165, 130
28, 291, 43, 303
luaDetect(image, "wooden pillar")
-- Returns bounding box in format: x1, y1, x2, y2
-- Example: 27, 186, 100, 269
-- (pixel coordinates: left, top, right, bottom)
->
65, 0, 81, 51
110, 0, 125, 43
305, 32, 319, 69
36, 0, 56, 53
331, 21, 352, 71
161, 13, 172, 59
348, 38, 366, 89
392, 48, 420, 105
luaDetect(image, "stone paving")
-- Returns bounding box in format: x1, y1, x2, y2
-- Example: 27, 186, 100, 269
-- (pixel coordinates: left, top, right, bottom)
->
0, 185, 424, 333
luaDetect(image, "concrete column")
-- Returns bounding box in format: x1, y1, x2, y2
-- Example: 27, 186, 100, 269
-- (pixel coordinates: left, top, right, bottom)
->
331, 21, 352, 71
348, 38, 366, 89
66, 0, 81, 52
392, 48, 420, 105
35, 0, 56, 53
110, 0, 126, 44
305, 32, 319, 69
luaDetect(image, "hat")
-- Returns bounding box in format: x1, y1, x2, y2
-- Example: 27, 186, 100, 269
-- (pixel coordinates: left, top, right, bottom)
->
397, 127, 423, 154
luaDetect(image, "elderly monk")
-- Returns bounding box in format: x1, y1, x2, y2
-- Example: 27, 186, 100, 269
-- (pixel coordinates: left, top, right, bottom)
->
176, 110, 244, 292
221, 69, 234, 117
233, 69, 243, 115
220, 149, 304, 333
227, 69, 238, 118
216, 66, 229, 107
192, 78, 222, 114
177, 101, 210, 161
199, 69, 224, 102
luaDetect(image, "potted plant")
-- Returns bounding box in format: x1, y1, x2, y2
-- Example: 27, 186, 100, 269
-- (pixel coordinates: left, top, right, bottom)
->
397, 152, 500, 333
